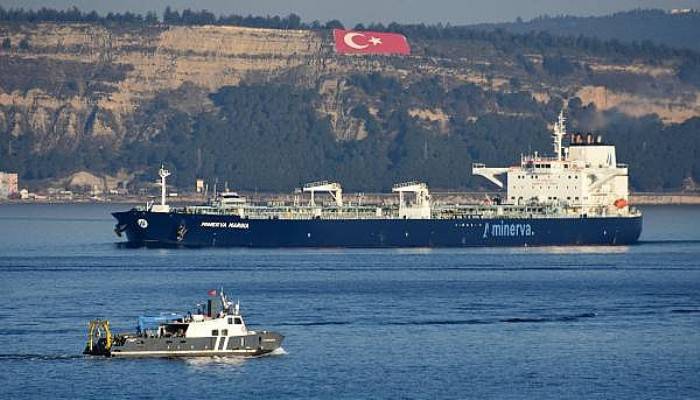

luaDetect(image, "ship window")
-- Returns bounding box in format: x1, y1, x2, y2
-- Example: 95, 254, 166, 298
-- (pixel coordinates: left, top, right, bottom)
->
228, 317, 233, 324
222, 329, 228, 336
234, 318, 242, 325
212, 329, 219, 336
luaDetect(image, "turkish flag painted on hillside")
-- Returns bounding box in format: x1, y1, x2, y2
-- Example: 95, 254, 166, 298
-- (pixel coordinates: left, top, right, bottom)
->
333, 29, 410, 55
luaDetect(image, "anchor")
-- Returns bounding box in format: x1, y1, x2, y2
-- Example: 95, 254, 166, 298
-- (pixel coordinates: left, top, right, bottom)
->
114, 223, 127, 237
176, 224, 188, 242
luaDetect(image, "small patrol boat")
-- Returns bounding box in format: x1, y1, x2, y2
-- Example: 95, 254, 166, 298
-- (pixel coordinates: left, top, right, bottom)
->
84, 289, 284, 358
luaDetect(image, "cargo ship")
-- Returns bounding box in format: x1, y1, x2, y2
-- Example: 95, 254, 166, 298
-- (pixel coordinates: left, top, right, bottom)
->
113, 112, 642, 247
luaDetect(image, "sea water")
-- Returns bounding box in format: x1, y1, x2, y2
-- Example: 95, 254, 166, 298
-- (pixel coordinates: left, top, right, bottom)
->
0, 204, 698, 399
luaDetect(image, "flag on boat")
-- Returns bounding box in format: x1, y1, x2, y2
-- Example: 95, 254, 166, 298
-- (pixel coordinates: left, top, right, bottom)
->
333, 29, 410, 55
208, 289, 217, 296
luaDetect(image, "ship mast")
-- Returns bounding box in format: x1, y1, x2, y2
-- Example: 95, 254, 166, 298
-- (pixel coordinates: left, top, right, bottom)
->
159, 164, 171, 207
151, 164, 172, 213
553, 110, 566, 161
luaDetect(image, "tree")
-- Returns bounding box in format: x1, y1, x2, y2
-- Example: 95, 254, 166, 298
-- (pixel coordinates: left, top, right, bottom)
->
324, 19, 344, 29
542, 54, 576, 76
163, 6, 180, 24
18, 38, 29, 51
145, 11, 158, 25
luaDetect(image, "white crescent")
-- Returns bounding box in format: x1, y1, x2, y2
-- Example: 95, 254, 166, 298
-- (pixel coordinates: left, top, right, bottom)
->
343, 32, 368, 50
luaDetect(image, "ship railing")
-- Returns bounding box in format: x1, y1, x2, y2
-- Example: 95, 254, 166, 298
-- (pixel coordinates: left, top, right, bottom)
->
392, 181, 424, 189
433, 203, 628, 219
303, 180, 333, 188
521, 155, 561, 163
177, 203, 639, 219
178, 204, 400, 220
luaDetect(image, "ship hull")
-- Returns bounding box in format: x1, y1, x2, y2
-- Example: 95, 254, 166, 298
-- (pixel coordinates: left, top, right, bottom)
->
113, 209, 642, 247
87, 331, 283, 358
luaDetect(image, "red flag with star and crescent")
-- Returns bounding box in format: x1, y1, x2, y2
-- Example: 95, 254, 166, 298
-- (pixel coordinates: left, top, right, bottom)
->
333, 29, 410, 55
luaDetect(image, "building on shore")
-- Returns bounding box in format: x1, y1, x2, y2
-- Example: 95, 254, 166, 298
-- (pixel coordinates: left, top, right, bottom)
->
0, 172, 18, 199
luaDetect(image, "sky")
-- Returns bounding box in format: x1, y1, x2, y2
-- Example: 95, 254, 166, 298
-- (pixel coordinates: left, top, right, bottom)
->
2, 0, 700, 25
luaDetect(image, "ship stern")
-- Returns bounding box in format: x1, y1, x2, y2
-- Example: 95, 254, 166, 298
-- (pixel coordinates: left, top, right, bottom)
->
258, 331, 285, 354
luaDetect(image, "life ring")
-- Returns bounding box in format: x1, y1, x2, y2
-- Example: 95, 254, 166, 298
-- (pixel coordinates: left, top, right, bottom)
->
613, 198, 628, 208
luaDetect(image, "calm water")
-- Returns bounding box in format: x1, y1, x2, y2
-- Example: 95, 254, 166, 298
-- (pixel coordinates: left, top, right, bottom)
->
0, 204, 699, 399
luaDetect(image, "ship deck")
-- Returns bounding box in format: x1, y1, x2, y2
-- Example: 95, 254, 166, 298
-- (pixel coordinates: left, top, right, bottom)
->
134, 203, 641, 220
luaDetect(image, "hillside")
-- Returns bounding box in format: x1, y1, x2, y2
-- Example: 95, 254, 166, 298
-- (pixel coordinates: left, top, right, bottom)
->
0, 9, 699, 192
475, 9, 700, 52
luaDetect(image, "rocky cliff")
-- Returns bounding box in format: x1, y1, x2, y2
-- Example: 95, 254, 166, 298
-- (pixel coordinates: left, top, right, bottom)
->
1, 22, 699, 190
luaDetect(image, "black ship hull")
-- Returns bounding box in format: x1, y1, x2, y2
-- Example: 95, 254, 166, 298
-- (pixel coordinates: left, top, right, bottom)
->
113, 209, 642, 247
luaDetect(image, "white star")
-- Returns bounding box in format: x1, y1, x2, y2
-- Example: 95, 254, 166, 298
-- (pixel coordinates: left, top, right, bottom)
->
368, 36, 382, 46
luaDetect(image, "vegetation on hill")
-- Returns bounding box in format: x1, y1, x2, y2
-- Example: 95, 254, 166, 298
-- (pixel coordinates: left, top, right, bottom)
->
7, 79, 692, 192
0, 7, 699, 192
476, 9, 700, 52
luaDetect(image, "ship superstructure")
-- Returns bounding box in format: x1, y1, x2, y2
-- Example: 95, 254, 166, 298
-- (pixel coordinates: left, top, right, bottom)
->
112, 112, 642, 247
472, 111, 632, 217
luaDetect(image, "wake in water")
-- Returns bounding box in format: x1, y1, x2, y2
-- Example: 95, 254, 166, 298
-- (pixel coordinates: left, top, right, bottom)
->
0, 353, 84, 361
500, 312, 597, 323
183, 347, 287, 368
387, 312, 598, 326
638, 240, 700, 244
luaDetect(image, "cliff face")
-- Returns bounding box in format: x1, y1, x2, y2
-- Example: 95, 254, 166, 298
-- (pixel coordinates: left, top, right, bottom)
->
1, 22, 699, 189
0, 24, 328, 148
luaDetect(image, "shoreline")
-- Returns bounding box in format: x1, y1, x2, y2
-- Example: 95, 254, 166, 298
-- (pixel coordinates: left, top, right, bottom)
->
2, 192, 700, 206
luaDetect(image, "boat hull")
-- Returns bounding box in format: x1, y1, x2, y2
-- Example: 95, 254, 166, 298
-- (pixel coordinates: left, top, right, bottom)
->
89, 331, 284, 358
113, 209, 642, 247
